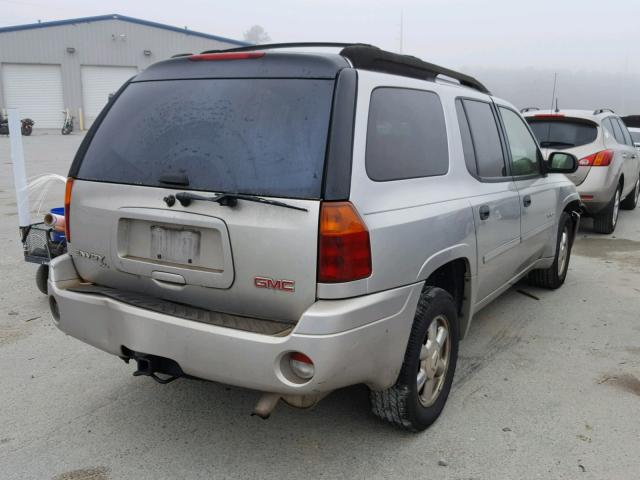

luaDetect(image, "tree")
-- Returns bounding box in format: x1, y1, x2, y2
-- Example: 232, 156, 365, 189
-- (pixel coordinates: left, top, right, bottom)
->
243, 25, 271, 44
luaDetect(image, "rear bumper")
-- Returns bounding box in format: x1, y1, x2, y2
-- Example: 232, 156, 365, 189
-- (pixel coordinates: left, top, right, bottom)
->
576, 167, 619, 213
48, 254, 422, 395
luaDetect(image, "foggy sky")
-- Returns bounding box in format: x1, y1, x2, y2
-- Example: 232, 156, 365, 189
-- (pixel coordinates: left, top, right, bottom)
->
3, 0, 640, 114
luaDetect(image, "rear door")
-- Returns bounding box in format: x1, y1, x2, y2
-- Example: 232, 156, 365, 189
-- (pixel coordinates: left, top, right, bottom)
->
69, 76, 335, 323
498, 106, 558, 264
456, 98, 522, 302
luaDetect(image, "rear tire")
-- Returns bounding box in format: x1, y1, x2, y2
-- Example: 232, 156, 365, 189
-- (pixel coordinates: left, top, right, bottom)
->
528, 212, 573, 289
593, 184, 621, 234
370, 286, 459, 432
620, 176, 639, 210
35, 264, 49, 295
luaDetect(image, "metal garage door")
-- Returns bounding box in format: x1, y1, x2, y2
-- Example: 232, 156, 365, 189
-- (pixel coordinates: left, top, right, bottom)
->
81, 66, 137, 126
2, 64, 64, 129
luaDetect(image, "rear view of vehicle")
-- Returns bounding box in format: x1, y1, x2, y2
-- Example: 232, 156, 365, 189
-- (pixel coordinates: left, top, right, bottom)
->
525, 110, 640, 233
48, 48, 423, 421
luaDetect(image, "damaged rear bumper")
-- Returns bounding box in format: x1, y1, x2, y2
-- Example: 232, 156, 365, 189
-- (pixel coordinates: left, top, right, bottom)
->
48, 254, 422, 395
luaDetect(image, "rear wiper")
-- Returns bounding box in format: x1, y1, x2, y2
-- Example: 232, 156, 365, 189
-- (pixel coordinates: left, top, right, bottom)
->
171, 192, 308, 212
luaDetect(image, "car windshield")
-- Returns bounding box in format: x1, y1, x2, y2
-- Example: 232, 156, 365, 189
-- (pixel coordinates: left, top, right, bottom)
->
527, 118, 598, 149
76, 78, 334, 199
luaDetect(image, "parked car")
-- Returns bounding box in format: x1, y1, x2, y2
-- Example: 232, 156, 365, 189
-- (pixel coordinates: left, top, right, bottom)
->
47, 44, 581, 432
621, 115, 640, 150
524, 109, 640, 233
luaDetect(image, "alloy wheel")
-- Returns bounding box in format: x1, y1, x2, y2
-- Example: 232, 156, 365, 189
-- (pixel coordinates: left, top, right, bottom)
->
417, 315, 451, 407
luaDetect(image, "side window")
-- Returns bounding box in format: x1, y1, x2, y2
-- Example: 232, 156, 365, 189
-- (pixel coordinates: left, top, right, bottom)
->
455, 100, 478, 175
615, 118, 634, 146
601, 118, 614, 140
609, 117, 626, 144
499, 107, 541, 176
457, 99, 507, 178
365, 88, 449, 181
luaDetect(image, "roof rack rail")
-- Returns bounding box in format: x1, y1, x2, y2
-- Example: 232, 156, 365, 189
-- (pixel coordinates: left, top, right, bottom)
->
201, 42, 372, 54
339, 45, 490, 94
171, 53, 192, 58
594, 108, 615, 115
201, 42, 490, 95
521, 107, 540, 113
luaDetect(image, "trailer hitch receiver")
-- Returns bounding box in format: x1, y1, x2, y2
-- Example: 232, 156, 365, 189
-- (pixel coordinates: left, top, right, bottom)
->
121, 347, 184, 384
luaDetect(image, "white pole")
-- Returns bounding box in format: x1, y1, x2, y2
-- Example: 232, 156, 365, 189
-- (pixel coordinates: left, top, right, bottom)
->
8, 108, 31, 228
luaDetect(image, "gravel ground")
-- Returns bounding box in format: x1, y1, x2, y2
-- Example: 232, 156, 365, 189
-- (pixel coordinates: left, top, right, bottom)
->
1, 132, 639, 480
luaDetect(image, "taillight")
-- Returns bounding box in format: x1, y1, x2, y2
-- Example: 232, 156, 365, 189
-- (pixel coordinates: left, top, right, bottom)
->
188, 52, 265, 61
578, 150, 614, 167
534, 114, 565, 119
318, 202, 372, 283
64, 177, 73, 242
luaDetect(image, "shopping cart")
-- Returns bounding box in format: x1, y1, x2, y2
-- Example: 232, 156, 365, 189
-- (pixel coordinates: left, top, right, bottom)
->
21, 222, 67, 294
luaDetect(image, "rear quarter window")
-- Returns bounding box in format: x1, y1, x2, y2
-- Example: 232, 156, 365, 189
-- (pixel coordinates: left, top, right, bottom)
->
365, 88, 448, 181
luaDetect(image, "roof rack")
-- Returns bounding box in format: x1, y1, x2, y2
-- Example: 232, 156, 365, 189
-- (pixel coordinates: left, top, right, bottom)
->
339, 45, 490, 94
200, 42, 491, 95
521, 107, 540, 113
594, 108, 615, 115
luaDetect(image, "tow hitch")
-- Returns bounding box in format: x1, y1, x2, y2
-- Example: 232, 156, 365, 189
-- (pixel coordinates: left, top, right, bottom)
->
121, 347, 184, 384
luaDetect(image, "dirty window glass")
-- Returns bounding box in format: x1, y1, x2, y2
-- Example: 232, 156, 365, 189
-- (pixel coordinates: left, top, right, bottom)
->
77, 79, 334, 199
365, 88, 449, 181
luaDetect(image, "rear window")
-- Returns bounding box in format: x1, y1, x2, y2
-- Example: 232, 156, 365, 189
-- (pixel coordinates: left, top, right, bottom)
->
365, 88, 448, 181
76, 79, 334, 199
527, 118, 597, 149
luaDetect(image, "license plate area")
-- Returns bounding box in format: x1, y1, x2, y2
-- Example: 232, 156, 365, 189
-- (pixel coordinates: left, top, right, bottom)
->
114, 209, 234, 289
150, 226, 201, 266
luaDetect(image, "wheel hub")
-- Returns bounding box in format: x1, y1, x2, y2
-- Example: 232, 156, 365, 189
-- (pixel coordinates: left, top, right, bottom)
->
417, 315, 451, 407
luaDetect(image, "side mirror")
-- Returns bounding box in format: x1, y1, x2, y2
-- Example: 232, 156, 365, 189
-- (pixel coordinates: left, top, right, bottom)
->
546, 152, 578, 174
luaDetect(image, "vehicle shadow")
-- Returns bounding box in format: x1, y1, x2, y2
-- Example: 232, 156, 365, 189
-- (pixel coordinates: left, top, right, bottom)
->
94, 375, 423, 477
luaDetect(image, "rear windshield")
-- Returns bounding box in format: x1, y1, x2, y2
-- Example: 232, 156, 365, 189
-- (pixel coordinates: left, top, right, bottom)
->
527, 119, 598, 149
76, 79, 334, 199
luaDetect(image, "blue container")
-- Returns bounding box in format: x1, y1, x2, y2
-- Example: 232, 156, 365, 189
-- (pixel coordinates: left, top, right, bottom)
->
50, 207, 66, 242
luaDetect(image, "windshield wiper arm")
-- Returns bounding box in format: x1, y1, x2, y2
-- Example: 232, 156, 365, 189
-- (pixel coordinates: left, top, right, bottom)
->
173, 192, 308, 212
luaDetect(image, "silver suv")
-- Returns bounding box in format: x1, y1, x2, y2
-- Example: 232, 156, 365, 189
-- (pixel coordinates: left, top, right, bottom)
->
48, 44, 580, 431
524, 109, 640, 233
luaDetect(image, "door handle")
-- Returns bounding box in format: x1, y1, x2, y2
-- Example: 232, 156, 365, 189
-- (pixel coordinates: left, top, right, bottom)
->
479, 205, 490, 220
523, 195, 532, 207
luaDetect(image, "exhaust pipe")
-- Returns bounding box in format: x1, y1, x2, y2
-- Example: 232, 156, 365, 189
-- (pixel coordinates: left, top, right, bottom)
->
252, 393, 281, 419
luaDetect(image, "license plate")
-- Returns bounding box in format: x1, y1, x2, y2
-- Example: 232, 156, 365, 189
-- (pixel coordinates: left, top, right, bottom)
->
150, 226, 201, 265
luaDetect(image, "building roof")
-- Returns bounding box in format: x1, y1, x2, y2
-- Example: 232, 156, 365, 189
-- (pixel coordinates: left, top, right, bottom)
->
0, 14, 248, 46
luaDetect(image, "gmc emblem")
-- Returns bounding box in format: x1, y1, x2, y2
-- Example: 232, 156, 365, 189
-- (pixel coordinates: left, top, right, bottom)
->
254, 276, 295, 293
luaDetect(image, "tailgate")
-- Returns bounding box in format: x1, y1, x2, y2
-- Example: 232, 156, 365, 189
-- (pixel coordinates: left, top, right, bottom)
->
69, 180, 319, 323
66, 75, 336, 324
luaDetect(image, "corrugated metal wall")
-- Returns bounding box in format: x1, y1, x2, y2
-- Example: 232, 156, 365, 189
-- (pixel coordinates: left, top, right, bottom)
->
0, 18, 240, 127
